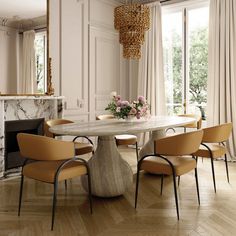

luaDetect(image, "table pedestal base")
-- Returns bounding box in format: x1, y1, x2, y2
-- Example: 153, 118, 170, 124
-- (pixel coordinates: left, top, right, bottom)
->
139, 129, 166, 160
81, 136, 133, 197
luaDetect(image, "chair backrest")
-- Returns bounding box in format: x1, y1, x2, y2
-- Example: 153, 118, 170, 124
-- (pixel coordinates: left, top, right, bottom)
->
202, 123, 233, 143
17, 133, 75, 161
178, 114, 202, 129
44, 119, 74, 138
154, 129, 204, 156
96, 114, 115, 120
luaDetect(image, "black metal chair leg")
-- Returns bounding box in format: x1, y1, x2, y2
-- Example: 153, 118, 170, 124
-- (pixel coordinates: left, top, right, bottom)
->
135, 142, 139, 162
194, 168, 200, 205
160, 174, 164, 195
135, 166, 141, 209
87, 173, 93, 214
225, 154, 230, 183
64, 180, 67, 191
51, 181, 58, 231
178, 176, 180, 186
18, 175, 24, 216
210, 157, 217, 193
172, 172, 179, 220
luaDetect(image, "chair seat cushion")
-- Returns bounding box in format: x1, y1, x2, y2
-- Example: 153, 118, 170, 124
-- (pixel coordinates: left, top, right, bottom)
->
23, 160, 87, 183
140, 156, 196, 176
75, 142, 93, 155
115, 134, 137, 146
193, 143, 226, 158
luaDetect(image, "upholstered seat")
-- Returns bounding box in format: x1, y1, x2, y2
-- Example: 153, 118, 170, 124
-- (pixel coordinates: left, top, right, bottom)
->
23, 161, 87, 183
115, 134, 137, 146
141, 156, 196, 176
74, 142, 93, 155
194, 143, 226, 158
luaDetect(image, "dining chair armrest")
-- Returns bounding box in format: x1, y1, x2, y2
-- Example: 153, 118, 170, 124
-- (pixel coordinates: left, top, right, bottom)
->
200, 142, 212, 152
138, 154, 173, 168
138, 154, 176, 174
165, 127, 176, 134
73, 136, 94, 146
53, 156, 89, 182
221, 142, 226, 146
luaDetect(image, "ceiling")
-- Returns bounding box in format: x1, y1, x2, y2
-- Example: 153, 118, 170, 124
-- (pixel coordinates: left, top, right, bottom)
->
0, 0, 46, 20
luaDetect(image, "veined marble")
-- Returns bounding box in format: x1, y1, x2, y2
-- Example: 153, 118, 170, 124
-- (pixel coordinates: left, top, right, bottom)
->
0, 96, 64, 177
50, 116, 195, 136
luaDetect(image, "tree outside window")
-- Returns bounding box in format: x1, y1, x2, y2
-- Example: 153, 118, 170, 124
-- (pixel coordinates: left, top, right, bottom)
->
163, 5, 209, 120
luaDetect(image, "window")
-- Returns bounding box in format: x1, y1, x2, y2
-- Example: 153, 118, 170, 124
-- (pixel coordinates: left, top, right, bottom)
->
35, 31, 47, 93
162, 1, 209, 119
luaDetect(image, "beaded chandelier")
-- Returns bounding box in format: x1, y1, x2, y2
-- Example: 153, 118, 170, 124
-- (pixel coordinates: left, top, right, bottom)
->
114, 2, 150, 59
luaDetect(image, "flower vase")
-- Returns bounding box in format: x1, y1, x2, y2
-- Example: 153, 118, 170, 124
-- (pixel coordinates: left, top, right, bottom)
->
124, 116, 135, 122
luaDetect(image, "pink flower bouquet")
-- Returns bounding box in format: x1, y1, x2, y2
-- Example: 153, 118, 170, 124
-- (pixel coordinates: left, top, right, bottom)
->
105, 95, 150, 119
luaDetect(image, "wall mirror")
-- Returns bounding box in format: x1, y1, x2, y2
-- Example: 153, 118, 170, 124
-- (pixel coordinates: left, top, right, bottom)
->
0, 0, 53, 95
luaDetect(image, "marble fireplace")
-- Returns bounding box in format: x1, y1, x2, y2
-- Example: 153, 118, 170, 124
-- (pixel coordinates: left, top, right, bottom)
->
0, 96, 64, 178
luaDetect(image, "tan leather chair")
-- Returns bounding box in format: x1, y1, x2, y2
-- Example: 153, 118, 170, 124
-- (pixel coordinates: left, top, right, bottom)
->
17, 133, 92, 230
166, 114, 203, 185
96, 115, 139, 161
45, 119, 94, 156
135, 130, 204, 219
178, 114, 202, 130
194, 123, 233, 192
166, 114, 202, 134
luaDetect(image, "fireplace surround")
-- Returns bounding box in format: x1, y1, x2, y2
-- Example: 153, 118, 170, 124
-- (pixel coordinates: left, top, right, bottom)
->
0, 95, 64, 177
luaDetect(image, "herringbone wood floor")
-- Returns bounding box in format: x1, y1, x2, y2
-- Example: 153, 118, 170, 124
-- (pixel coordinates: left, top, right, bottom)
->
1, 148, 236, 236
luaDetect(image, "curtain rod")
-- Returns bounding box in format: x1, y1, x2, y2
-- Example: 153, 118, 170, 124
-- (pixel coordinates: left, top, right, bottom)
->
19, 26, 46, 34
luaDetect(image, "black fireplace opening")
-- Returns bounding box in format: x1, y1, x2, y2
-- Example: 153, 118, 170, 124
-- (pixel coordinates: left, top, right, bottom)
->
4, 118, 45, 171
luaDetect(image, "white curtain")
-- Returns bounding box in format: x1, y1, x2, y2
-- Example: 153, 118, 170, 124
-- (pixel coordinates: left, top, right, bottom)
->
21, 30, 36, 93
207, 0, 236, 160
137, 3, 166, 145
138, 3, 166, 116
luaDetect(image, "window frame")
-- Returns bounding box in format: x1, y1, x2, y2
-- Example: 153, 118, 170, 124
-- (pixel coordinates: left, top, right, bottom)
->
162, 0, 209, 116
35, 30, 47, 93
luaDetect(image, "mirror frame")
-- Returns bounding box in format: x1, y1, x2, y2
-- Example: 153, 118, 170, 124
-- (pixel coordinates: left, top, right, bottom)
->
0, 0, 54, 96
46, 0, 54, 95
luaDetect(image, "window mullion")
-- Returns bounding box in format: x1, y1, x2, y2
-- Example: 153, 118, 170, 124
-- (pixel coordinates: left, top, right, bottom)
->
182, 8, 187, 114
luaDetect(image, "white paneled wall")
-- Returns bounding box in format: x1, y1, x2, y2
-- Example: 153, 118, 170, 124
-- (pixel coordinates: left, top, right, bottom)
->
49, 0, 60, 96
89, 27, 120, 119
61, 0, 89, 121
49, 0, 128, 121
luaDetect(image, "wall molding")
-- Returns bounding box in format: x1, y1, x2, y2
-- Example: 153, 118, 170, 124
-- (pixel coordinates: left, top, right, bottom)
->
90, 25, 118, 36
93, 0, 120, 7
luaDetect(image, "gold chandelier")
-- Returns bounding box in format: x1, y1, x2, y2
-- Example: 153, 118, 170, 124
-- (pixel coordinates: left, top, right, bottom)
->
114, 2, 150, 59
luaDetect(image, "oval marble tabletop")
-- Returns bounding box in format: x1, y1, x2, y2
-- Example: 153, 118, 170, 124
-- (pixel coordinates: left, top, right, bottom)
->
49, 115, 195, 137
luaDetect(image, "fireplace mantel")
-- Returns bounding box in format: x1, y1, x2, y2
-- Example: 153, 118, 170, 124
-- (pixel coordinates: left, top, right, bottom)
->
0, 95, 64, 177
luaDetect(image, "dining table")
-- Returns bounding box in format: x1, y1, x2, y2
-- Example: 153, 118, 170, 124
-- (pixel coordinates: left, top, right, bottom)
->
50, 115, 195, 197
